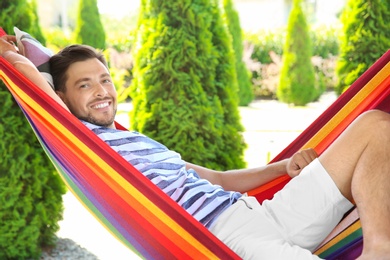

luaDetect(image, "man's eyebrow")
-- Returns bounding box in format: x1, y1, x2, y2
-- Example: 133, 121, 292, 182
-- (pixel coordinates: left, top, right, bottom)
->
74, 77, 90, 86
73, 73, 111, 86
100, 73, 111, 78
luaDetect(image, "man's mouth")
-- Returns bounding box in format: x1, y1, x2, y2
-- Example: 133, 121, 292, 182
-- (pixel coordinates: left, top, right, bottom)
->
92, 102, 110, 109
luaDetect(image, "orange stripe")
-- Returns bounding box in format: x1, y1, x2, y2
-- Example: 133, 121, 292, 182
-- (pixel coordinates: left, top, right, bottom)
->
1, 70, 221, 259
302, 62, 390, 151
314, 220, 361, 255
248, 62, 390, 198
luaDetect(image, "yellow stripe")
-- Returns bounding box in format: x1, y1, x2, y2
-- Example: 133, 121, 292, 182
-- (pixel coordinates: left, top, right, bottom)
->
302, 62, 390, 149
314, 220, 361, 255
0, 71, 218, 258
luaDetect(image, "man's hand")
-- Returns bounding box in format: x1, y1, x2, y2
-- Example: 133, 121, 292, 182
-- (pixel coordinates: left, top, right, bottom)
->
286, 148, 318, 178
0, 35, 17, 56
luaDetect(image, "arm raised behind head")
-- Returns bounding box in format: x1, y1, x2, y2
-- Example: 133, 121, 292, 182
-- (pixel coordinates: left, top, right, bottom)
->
0, 35, 69, 112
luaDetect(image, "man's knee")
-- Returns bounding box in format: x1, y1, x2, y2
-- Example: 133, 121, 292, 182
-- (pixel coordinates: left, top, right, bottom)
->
355, 110, 390, 135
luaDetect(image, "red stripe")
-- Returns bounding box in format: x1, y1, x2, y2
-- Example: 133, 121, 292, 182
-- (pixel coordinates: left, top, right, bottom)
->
250, 50, 390, 202
1, 58, 239, 259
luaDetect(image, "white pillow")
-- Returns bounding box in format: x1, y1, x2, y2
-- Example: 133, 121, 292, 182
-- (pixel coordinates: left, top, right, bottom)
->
14, 27, 54, 89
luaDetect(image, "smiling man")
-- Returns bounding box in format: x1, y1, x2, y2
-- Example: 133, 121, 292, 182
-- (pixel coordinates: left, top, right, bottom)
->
50, 45, 117, 128
2, 36, 390, 259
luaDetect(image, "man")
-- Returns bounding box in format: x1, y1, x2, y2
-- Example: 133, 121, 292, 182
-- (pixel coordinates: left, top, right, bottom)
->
1, 35, 390, 259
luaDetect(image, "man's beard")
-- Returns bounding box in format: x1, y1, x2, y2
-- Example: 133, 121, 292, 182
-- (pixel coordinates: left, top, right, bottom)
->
77, 108, 117, 128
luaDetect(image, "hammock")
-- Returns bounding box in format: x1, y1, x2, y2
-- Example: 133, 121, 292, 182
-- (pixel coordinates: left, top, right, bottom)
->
0, 29, 239, 259
246, 49, 390, 259
1, 27, 390, 258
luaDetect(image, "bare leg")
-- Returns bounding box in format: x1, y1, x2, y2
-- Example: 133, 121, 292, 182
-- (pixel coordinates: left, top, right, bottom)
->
319, 110, 390, 259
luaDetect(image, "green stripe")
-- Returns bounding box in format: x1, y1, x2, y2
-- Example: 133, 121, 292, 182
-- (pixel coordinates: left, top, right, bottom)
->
317, 228, 362, 258
35, 130, 143, 258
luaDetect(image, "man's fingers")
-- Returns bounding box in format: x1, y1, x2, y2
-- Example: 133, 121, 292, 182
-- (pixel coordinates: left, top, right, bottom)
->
301, 148, 318, 163
295, 149, 317, 169
1, 35, 16, 43
0, 35, 18, 56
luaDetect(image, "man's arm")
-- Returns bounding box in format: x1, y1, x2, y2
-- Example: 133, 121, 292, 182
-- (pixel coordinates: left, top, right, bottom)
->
0, 35, 69, 112
186, 148, 318, 193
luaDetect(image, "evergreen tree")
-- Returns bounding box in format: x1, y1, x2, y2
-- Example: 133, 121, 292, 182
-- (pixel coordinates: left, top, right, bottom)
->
131, 0, 246, 170
277, 0, 316, 106
0, 0, 32, 32
335, 0, 390, 94
0, 1, 66, 258
222, 0, 254, 106
28, 0, 46, 45
208, 0, 246, 169
74, 0, 106, 49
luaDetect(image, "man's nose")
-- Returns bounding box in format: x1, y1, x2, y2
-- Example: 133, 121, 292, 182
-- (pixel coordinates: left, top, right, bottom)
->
95, 84, 108, 97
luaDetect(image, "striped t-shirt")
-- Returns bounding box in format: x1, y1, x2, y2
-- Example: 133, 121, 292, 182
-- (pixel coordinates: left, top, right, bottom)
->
82, 121, 242, 228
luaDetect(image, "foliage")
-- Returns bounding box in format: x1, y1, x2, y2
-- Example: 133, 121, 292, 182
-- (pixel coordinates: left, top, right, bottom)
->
43, 27, 73, 53
246, 25, 340, 65
74, 0, 106, 49
130, 0, 246, 170
242, 25, 340, 99
28, 0, 46, 45
310, 24, 341, 58
109, 66, 133, 103
0, 2, 66, 258
335, 0, 390, 94
207, 0, 246, 168
0, 0, 33, 34
101, 14, 137, 52
245, 28, 285, 64
277, 0, 318, 106
245, 51, 335, 100
222, 0, 254, 106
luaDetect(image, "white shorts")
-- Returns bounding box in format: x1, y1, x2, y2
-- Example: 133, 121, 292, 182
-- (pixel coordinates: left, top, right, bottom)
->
209, 158, 354, 260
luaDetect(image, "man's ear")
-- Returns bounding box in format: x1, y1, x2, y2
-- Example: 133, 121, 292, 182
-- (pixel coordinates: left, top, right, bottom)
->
55, 90, 66, 101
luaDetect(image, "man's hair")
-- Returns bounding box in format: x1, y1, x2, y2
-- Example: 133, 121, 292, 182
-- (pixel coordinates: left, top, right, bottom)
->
49, 44, 108, 92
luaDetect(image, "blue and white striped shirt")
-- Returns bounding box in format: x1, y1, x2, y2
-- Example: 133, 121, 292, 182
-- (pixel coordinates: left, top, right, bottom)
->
83, 121, 242, 228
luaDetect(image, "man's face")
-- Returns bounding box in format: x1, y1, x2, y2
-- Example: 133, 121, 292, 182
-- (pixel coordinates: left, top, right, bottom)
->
57, 58, 117, 128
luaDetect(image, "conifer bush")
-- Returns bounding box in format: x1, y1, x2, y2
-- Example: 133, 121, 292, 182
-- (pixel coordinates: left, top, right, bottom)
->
335, 0, 390, 94
277, 0, 317, 106
74, 0, 106, 49
0, 2, 66, 258
29, 0, 46, 45
131, 0, 246, 170
222, 0, 253, 106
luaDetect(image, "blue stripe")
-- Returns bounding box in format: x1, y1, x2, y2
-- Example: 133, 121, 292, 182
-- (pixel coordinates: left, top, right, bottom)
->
82, 120, 242, 227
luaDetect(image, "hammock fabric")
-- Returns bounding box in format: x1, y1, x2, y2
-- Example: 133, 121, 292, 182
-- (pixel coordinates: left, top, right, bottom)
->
247, 49, 390, 259
0, 28, 239, 260
1, 26, 390, 258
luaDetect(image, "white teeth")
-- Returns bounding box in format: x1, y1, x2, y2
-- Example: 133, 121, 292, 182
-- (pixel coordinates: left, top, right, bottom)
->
93, 102, 109, 109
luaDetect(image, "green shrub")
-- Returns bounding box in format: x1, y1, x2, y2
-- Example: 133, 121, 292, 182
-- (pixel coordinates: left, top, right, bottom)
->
28, 0, 46, 45
109, 67, 132, 103
102, 15, 137, 52
245, 28, 285, 64
277, 0, 317, 106
310, 24, 341, 58
0, 2, 66, 258
0, 85, 66, 259
207, 0, 246, 169
74, 0, 106, 49
335, 0, 390, 94
130, 0, 246, 170
43, 27, 73, 53
0, 0, 33, 34
246, 25, 340, 64
222, 0, 254, 106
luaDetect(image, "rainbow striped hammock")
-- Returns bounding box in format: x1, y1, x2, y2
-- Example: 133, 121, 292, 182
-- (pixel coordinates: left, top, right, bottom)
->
1, 40, 390, 259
